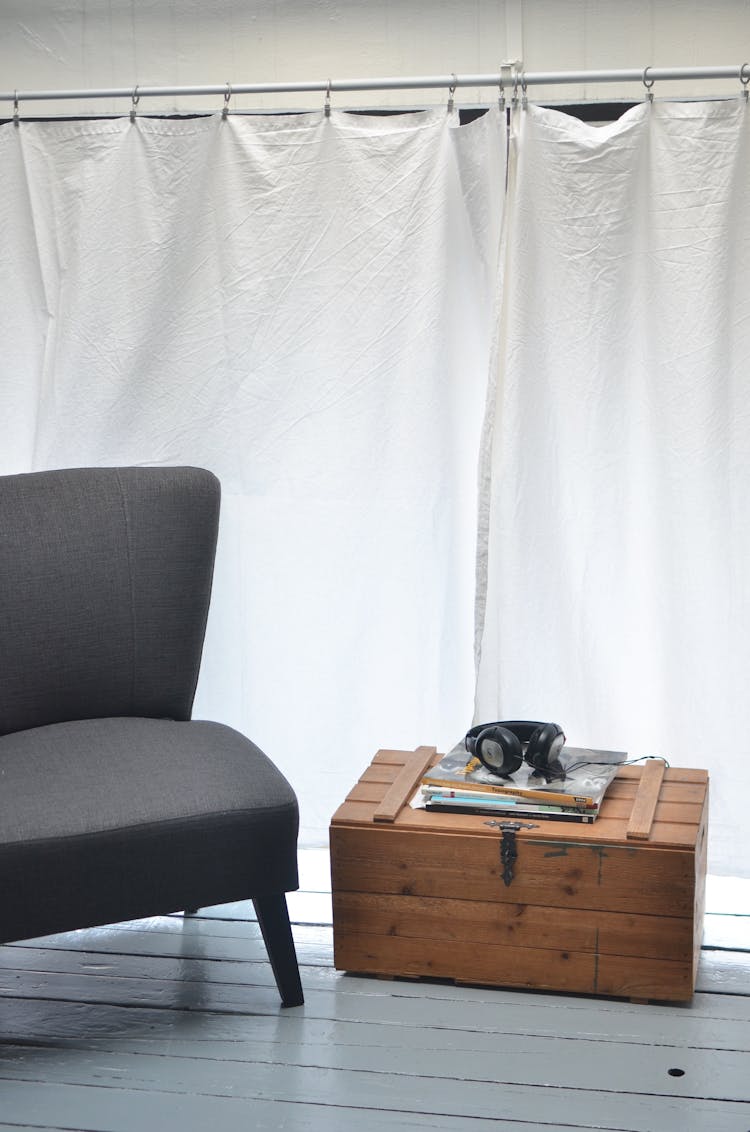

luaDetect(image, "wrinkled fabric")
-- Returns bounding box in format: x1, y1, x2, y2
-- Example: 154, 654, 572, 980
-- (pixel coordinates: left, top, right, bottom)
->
4, 99, 747, 874
476, 101, 750, 876
0, 109, 506, 843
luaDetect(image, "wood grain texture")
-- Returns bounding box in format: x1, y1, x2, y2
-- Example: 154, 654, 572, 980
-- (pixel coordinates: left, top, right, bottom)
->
331, 824, 698, 916
372, 745, 437, 822
332, 891, 695, 961
330, 750, 709, 1002
627, 758, 666, 839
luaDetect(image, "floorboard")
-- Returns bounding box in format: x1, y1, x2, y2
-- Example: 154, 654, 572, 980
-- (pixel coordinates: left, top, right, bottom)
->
0, 852, 748, 1132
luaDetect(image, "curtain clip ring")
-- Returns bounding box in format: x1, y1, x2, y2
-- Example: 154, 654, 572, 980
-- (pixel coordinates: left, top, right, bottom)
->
521, 72, 528, 110
324, 79, 332, 118
130, 85, 140, 123
13, 90, 19, 128
222, 82, 232, 119
447, 74, 457, 114
500, 60, 515, 111
740, 63, 750, 100
642, 67, 655, 102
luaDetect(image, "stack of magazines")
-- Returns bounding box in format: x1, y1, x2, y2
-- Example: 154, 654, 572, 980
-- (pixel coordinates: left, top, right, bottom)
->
417, 742, 627, 822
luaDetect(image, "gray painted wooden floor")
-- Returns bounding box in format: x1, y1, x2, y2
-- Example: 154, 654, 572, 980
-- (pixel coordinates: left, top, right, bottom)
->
0, 851, 748, 1132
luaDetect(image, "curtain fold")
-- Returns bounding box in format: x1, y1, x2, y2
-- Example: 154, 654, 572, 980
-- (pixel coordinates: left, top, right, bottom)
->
476, 100, 750, 876
3, 100, 748, 873
0, 109, 506, 844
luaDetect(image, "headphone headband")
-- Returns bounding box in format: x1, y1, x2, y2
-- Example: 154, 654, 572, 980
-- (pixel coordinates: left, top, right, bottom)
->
465, 720, 550, 753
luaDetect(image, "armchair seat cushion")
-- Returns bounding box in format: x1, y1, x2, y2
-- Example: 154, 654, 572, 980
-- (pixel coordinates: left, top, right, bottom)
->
0, 716, 299, 943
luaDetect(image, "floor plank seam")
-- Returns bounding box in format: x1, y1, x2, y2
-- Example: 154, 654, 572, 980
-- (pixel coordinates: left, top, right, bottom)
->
0, 1068, 744, 1110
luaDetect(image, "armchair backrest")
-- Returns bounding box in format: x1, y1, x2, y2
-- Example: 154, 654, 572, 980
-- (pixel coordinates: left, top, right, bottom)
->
0, 466, 220, 736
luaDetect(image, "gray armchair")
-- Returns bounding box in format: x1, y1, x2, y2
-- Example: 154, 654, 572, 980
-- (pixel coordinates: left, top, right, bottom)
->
0, 466, 303, 1007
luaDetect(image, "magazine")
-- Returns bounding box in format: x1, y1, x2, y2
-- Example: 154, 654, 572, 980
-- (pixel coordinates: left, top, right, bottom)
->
421, 790, 599, 822
420, 741, 627, 811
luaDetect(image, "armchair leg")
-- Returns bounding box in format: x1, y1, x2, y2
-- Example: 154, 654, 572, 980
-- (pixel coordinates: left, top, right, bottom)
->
252, 892, 304, 1007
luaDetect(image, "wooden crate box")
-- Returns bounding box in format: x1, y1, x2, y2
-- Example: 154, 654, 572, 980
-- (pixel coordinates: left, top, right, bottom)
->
330, 748, 708, 1002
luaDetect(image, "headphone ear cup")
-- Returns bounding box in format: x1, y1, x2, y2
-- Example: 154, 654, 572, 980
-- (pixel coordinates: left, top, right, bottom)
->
474, 725, 524, 777
525, 722, 566, 776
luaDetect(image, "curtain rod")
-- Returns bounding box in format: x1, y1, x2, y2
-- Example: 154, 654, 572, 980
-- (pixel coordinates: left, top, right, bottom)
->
2, 64, 749, 107
1, 64, 750, 106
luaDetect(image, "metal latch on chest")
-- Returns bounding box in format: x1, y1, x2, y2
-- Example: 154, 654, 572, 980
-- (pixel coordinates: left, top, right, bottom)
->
485, 819, 539, 886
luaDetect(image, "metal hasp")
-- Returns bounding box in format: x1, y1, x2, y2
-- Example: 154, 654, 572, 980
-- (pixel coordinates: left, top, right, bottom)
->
484, 819, 539, 887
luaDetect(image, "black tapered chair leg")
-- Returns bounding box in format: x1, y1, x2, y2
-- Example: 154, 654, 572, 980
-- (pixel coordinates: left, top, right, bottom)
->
252, 892, 304, 1007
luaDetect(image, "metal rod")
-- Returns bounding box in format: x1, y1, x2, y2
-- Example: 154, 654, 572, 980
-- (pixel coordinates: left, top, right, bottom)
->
1, 65, 748, 106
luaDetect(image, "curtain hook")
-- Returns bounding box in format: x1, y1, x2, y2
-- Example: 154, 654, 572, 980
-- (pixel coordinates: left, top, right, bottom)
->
324, 79, 332, 118
447, 74, 457, 114
642, 66, 654, 102
740, 63, 750, 100
512, 69, 519, 109
521, 72, 528, 110
498, 73, 505, 112
130, 85, 140, 123
222, 82, 232, 120
13, 90, 19, 128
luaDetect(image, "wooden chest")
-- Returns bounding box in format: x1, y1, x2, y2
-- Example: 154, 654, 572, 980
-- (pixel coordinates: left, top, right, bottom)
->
330, 747, 709, 1002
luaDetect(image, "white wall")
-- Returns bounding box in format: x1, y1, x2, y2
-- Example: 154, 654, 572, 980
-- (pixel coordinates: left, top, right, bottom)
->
2, 0, 749, 117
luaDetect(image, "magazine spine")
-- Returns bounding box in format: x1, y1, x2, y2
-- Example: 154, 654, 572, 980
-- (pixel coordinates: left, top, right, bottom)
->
422, 787, 590, 813
421, 775, 596, 808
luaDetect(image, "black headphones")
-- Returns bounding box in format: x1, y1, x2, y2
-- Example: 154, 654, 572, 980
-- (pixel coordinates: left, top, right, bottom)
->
464, 720, 566, 779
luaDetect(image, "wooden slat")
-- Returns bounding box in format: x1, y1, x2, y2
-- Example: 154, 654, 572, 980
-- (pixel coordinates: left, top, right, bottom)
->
595, 952, 695, 1001
0, 1085, 497, 1132
2, 1040, 750, 1132
606, 779, 707, 804
332, 891, 694, 961
333, 929, 696, 1001
346, 781, 390, 804
334, 929, 599, 993
357, 764, 398, 785
372, 745, 437, 823
372, 748, 440, 768
627, 758, 667, 840
615, 765, 708, 783
331, 825, 697, 916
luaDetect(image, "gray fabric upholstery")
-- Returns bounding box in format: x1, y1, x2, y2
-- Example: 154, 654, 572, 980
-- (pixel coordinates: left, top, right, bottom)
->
0, 466, 302, 1005
0, 466, 219, 736
0, 717, 298, 943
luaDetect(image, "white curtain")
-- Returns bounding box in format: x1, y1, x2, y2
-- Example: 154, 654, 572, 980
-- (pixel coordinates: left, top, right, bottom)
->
476, 100, 750, 877
0, 109, 506, 844
3, 99, 748, 877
